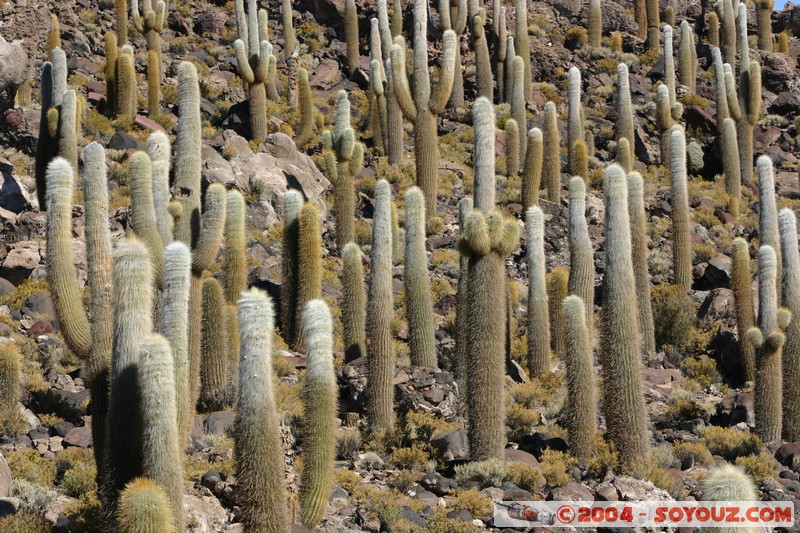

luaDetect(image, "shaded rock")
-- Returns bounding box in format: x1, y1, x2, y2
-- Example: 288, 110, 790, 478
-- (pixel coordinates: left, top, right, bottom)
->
205, 411, 235, 435
776, 442, 800, 467
0, 158, 32, 214
0, 240, 42, 284
768, 92, 800, 115
518, 433, 569, 459
0, 37, 28, 111
549, 481, 593, 501
0, 497, 18, 518
504, 448, 540, 467
431, 429, 468, 461
108, 131, 144, 152
63, 426, 92, 448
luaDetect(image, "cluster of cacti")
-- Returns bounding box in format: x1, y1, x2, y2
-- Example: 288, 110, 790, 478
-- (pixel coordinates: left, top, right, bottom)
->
627, 172, 656, 354
779, 209, 800, 441
389, 0, 456, 222
562, 296, 596, 463
233, 0, 278, 142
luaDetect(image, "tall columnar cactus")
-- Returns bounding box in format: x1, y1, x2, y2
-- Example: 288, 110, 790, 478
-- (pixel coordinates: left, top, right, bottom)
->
460, 208, 520, 460
390, 0, 457, 220
115, 0, 128, 44
299, 300, 338, 528
295, 68, 315, 148
731, 238, 757, 383
505, 119, 520, 177
645, 0, 660, 50
35, 61, 55, 209
737, 2, 750, 73
664, 26, 676, 109
223, 190, 247, 303
235, 288, 290, 532
454, 197, 473, 381
522, 127, 543, 209
707, 11, 720, 48
234, 0, 277, 143
567, 67, 584, 175
756, 0, 775, 51
588, 0, 601, 48
616, 138, 632, 173
59, 90, 78, 173
571, 140, 589, 184
525, 206, 550, 377
679, 21, 697, 93
128, 152, 164, 283
366, 180, 395, 430
511, 56, 527, 163
282, 0, 297, 57
634, 0, 646, 40
0, 342, 20, 423
147, 132, 172, 244
404, 187, 437, 367
473, 12, 493, 100
345, 0, 359, 76
615, 63, 635, 165
599, 164, 650, 468
117, 46, 137, 118
47, 14, 61, 60
627, 172, 656, 354
131, 0, 166, 117
294, 203, 322, 353
341, 243, 366, 363
138, 335, 183, 531
377, 0, 404, 164
369, 54, 388, 154
281, 191, 302, 347
473, 97, 496, 212
739, 61, 761, 187
543, 101, 561, 203
757, 156, 781, 300
52, 47, 67, 107
117, 478, 176, 533
567, 177, 594, 338
438, 0, 468, 107
547, 269, 568, 358
159, 242, 192, 442
104, 238, 154, 510
712, 47, 729, 134
200, 277, 229, 410
748, 245, 789, 444
224, 305, 240, 402
722, 117, 742, 216
656, 85, 672, 165
670, 126, 692, 291
104, 32, 118, 118
779, 209, 800, 441
514, 0, 531, 98
721, 0, 736, 65
562, 296, 596, 463
493, 3, 507, 102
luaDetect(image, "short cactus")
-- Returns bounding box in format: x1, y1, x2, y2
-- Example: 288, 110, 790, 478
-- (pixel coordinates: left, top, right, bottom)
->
117, 478, 176, 533
510, 55, 527, 161
739, 61, 761, 187
567, 67, 584, 174
147, 132, 172, 245
547, 269, 568, 358
721, 117, 741, 215
116, 46, 137, 118
701, 462, 757, 502
473, 13, 492, 100
562, 296, 596, 464
295, 68, 314, 148
627, 172, 656, 354
707, 11, 720, 48
679, 21, 697, 93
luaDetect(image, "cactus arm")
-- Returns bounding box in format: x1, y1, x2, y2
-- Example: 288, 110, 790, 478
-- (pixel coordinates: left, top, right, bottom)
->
147, 132, 173, 243
234, 40, 256, 84
389, 40, 418, 121
724, 65, 741, 121
191, 183, 227, 273
428, 29, 457, 115
128, 151, 165, 284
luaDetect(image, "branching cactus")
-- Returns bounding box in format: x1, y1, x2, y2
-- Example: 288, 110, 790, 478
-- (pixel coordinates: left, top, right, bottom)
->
721, 117, 741, 216
200, 277, 229, 411
345, 0, 359, 76
522, 127, 543, 209
731, 238, 756, 383
679, 21, 697, 93
756, 0, 775, 51
454, 197, 473, 381
0, 342, 20, 425
567, 67, 584, 176
748, 245, 790, 444
138, 334, 183, 531
615, 63, 635, 165
514, 0, 531, 98
294, 203, 323, 353
390, 0, 457, 221
526, 206, 551, 377
599, 164, 650, 468
366, 180, 395, 430
568, 177, 594, 339
281, 191, 302, 348
117, 478, 176, 533
235, 289, 289, 532
588, 0, 601, 48
233, 0, 277, 143
404, 187, 437, 367
739, 61, 761, 187
159, 242, 192, 442
543, 101, 561, 203
131, 0, 166, 116
104, 238, 154, 510
757, 156, 781, 299
223, 190, 247, 303
562, 296, 596, 463
459, 209, 520, 460
779, 210, 800, 440
627, 172, 656, 354
299, 300, 338, 528
341, 243, 366, 363
670, 126, 692, 291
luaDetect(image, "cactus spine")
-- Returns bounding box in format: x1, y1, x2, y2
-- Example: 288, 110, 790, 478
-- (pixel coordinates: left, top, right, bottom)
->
460, 208, 520, 460
779, 209, 800, 440
731, 238, 757, 383
235, 289, 289, 532
200, 278, 229, 410
562, 296, 596, 463
223, 190, 247, 303
514, 0, 531, 98
138, 335, 183, 530
670, 126, 692, 291
404, 187, 437, 367
117, 478, 176, 533
701, 463, 757, 517
281, 191, 302, 347
615, 63, 635, 165
627, 172, 656, 354
568, 177, 595, 339
588, 0, 601, 48
505, 119, 520, 177
599, 164, 650, 467
722, 117, 741, 216
390, 0, 457, 220
104, 238, 154, 512
159, 242, 192, 442
294, 203, 322, 352
749, 245, 787, 444
341, 243, 366, 363
366, 180, 395, 430
345, 0, 359, 76
757, 156, 781, 301
543, 101, 561, 203
756, 0, 775, 51
522, 127, 543, 209
299, 300, 338, 528
739, 61, 761, 187
526, 206, 550, 377
0, 342, 19, 425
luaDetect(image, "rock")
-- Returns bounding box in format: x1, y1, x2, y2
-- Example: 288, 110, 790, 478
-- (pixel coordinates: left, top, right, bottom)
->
776, 442, 800, 467
183, 493, 228, 532
200, 470, 221, 491
63, 426, 92, 448
518, 433, 569, 459
193, 12, 218, 35
447, 508, 473, 522
596, 482, 619, 501
431, 429, 469, 461
543, 0, 581, 17
730, 391, 755, 426
398, 505, 427, 527
0, 497, 19, 518
599, 0, 637, 34
420, 472, 458, 495
0, 36, 28, 111
504, 448, 540, 467
308, 58, 343, 89
0, 240, 43, 284
700, 255, 731, 289
760, 51, 800, 94
205, 411, 235, 435
768, 92, 800, 115
168, 11, 192, 35
612, 476, 673, 501
549, 482, 593, 501
0, 453, 11, 498
22, 292, 56, 321
27, 320, 53, 338
51, 421, 74, 438
0, 158, 32, 214
133, 115, 165, 132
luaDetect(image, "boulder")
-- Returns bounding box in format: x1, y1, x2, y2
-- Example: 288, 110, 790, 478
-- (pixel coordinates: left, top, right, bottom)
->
0, 158, 32, 214
0, 36, 28, 111
0, 453, 11, 498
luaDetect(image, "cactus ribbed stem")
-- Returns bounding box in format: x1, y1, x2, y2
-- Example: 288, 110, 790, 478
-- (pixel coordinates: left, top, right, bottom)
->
588, 0, 601, 48
568, 177, 594, 339
116, 49, 137, 118
522, 128, 543, 209
299, 300, 338, 528
505, 119, 520, 177
404, 187, 437, 367
115, 0, 128, 43
615, 63, 635, 165
223, 191, 247, 303
200, 278, 229, 410
128, 152, 164, 284
281, 191, 302, 346
341, 243, 366, 363
758, 156, 781, 303
779, 209, 800, 441
493, 2, 507, 102
562, 295, 596, 463
473, 14, 493, 100
526, 206, 550, 377
235, 289, 290, 532
722, 118, 741, 216
664, 26, 676, 108
295, 68, 314, 148
543, 101, 561, 203
707, 11, 720, 47
547, 269, 568, 358
599, 164, 650, 468
366, 180, 395, 430
294, 203, 322, 353
670, 126, 692, 291
627, 172, 656, 354
117, 478, 176, 533
35, 62, 55, 209
731, 240, 756, 388
473, 97, 496, 212
282, 0, 297, 56
712, 47, 729, 133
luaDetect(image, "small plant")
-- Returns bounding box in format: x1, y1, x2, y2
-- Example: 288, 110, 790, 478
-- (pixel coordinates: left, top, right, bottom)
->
453, 458, 510, 487
702, 426, 763, 460
734, 451, 779, 484
652, 284, 696, 351
539, 449, 577, 488
506, 462, 545, 492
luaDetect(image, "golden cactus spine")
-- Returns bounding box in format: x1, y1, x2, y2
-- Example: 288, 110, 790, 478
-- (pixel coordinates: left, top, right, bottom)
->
117, 478, 176, 533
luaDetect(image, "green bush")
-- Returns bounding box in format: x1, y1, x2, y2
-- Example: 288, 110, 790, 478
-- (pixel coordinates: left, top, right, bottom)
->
702, 426, 763, 461
7, 449, 57, 487
539, 450, 577, 488
651, 284, 696, 351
